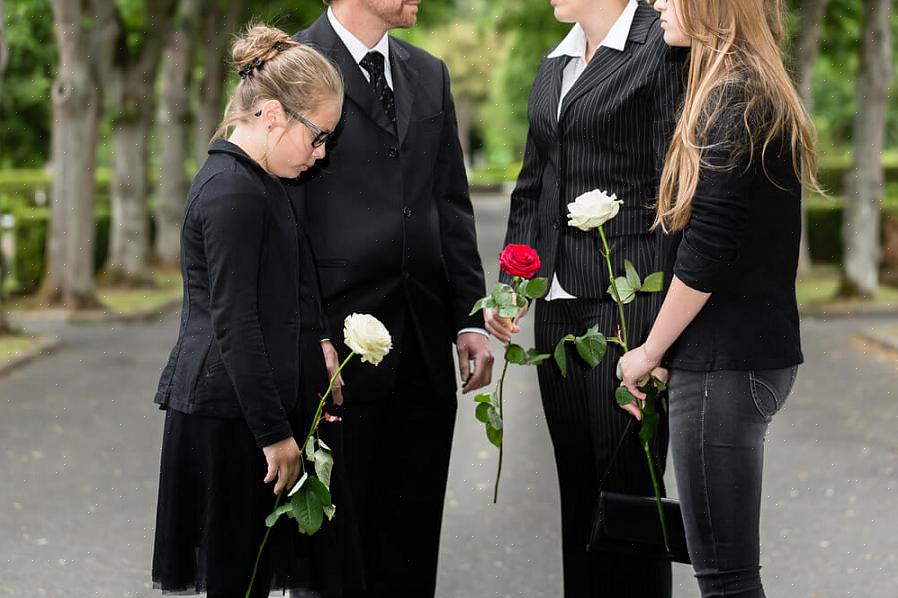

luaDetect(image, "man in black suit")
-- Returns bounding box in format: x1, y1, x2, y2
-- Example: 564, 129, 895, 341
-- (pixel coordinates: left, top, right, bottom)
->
290, 1, 493, 596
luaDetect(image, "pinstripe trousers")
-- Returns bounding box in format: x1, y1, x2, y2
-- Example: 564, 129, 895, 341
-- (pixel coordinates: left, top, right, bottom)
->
534, 295, 671, 598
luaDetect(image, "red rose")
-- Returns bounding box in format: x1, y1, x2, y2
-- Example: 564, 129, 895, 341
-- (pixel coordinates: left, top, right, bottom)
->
499, 244, 541, 279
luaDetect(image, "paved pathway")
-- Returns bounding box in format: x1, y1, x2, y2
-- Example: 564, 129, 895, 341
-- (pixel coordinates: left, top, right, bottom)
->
2, 196, 897, 597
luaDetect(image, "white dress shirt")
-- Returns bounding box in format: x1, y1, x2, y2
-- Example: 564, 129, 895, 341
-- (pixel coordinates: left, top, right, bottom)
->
326, 9, 487, 340
327, 8, 394, 89
544, 0, 639, 301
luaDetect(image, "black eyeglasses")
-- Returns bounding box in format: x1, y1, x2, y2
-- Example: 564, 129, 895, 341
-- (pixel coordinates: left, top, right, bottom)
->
254, 106, 334, 148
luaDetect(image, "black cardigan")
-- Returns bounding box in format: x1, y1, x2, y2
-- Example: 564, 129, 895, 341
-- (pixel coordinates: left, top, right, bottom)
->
154, 140, 303, 448
664, 120, 804, 372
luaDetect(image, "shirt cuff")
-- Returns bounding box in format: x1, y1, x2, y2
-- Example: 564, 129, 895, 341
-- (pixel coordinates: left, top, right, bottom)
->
458, 327, 489, 338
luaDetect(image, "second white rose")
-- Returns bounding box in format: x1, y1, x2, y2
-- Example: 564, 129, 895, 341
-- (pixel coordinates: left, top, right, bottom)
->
567, 189, 623, 231
343, 313, 393, 366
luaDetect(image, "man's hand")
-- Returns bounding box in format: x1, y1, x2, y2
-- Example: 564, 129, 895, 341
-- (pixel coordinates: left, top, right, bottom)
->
321, 340, 345, 405
457, 332, 494, 393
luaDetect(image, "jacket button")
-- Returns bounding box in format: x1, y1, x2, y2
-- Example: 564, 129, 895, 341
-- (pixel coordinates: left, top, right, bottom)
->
403, 206, 413, 217
552, 220, 560, 230
388, 147, 399, 159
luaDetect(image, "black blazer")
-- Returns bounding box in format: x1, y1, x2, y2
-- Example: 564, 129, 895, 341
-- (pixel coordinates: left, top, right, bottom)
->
666, 112, 804, 371
291, 15, 485, 401
503, 4, 686, 295
155, 140, 303, 448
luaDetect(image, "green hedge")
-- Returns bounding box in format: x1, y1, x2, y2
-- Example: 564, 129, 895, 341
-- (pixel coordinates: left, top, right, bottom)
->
469, 157, 898, 193
10, 209, 113, 294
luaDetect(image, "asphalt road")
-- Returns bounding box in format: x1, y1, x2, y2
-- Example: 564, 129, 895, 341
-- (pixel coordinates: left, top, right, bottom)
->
1, 195, 897, 597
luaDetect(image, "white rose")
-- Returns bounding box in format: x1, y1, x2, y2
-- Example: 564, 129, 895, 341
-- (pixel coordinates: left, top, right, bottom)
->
566, 189, 623, 231
343, 313, 393, 366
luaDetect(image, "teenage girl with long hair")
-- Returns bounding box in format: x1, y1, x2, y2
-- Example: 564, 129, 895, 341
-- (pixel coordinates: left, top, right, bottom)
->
618, 1, 819, 596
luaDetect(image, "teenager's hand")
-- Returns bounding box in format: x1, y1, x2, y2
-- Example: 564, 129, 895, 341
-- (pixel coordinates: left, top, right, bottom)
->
617, 345, 663, 421
262, 436, 302, 495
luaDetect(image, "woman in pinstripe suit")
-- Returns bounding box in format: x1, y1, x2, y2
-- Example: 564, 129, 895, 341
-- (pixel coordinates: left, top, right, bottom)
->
485, 0, 686, 595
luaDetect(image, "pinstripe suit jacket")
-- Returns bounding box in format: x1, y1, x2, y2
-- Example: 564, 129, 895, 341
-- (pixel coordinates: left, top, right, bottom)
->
503, 4, 686, 298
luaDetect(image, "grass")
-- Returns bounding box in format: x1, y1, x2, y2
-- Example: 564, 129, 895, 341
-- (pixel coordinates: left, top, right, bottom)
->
97, 272, 181, 314
0, 334, 43, 363
796, 265, 898, 308
7, 270, 182, 315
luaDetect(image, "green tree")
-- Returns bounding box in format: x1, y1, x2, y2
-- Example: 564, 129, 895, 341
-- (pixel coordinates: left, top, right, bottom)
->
841, 0, 894, 298
483, 0, 566, 165
156, 0, 202, 268
416, 19, 499, 164
1, 0, 8, 333
0, 0, 56, 168
101, 0, 179, 287
43, 0, 118, 309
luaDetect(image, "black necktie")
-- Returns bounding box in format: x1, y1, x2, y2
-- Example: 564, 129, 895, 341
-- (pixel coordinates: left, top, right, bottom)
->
359, 51, 396, 124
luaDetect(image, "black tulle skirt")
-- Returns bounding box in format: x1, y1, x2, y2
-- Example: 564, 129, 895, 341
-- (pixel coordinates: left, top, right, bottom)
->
152, 333, 361, 597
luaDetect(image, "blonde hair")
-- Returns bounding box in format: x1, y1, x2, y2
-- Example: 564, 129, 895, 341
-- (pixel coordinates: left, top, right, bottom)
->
213, 23, 343, 142
655, 0, 820, 232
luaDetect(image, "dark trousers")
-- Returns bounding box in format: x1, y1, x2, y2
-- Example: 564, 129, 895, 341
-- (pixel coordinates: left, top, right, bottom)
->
339, 325, 458, 598
534, 298, 672, 598
669, 367, 798, 598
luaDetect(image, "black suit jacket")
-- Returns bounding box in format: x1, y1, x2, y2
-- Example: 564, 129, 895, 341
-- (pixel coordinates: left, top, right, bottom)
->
503, 5, 686, 295
291, 15, 485, 401
155, 140, 302, 448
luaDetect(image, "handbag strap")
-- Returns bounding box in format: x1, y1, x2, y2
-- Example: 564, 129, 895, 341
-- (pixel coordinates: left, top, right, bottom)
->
596, 418, 634, 496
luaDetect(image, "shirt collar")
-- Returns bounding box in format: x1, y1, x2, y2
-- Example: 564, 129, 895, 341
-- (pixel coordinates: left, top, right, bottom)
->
327, 7, 391, 66
547, 0, 639, 58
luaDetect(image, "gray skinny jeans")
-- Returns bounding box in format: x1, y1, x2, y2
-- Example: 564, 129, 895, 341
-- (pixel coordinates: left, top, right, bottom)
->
669, 366, 798, 598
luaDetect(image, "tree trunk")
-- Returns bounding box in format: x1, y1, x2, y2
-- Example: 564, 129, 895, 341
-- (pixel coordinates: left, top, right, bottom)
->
41, 0, 116, 309
193, 0, 244, 166
102, 0, 176, 287
794, 0, 830, 277
105, 114, 155, 286
156, 0, 200, 268
0, 0, 8, 330
840, 0, 893, 298
0, 0, 8, 79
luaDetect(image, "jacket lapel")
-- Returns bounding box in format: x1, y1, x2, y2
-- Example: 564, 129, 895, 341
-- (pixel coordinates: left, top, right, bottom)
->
549, 56, 568, 126
558, 4, 656, 122
390, 39, 419, 145
296, 14, 396, 137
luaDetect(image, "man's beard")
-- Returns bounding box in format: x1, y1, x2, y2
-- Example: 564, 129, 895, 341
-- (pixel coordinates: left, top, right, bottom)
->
369, 0, 417, 29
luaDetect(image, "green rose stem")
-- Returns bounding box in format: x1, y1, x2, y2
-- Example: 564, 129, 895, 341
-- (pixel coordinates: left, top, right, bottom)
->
598, 226, 669, 551
244, 353, 355, 598
642, 428, 669, 551
598, 226, 629, 350
493, 357, 510, 504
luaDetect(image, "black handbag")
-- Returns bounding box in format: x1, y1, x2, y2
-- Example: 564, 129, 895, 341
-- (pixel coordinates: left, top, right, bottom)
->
586, 420, 692, 564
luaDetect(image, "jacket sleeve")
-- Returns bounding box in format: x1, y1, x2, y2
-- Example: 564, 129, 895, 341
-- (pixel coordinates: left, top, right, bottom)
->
433, 59, 487, 333
200, 177, 293, 448
673, 126, 754, 294
298, 224, 332, 340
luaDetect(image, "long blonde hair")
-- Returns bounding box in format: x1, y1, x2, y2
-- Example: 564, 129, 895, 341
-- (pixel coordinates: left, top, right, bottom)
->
655, 0, 820, 232
213, 23, 343, 142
